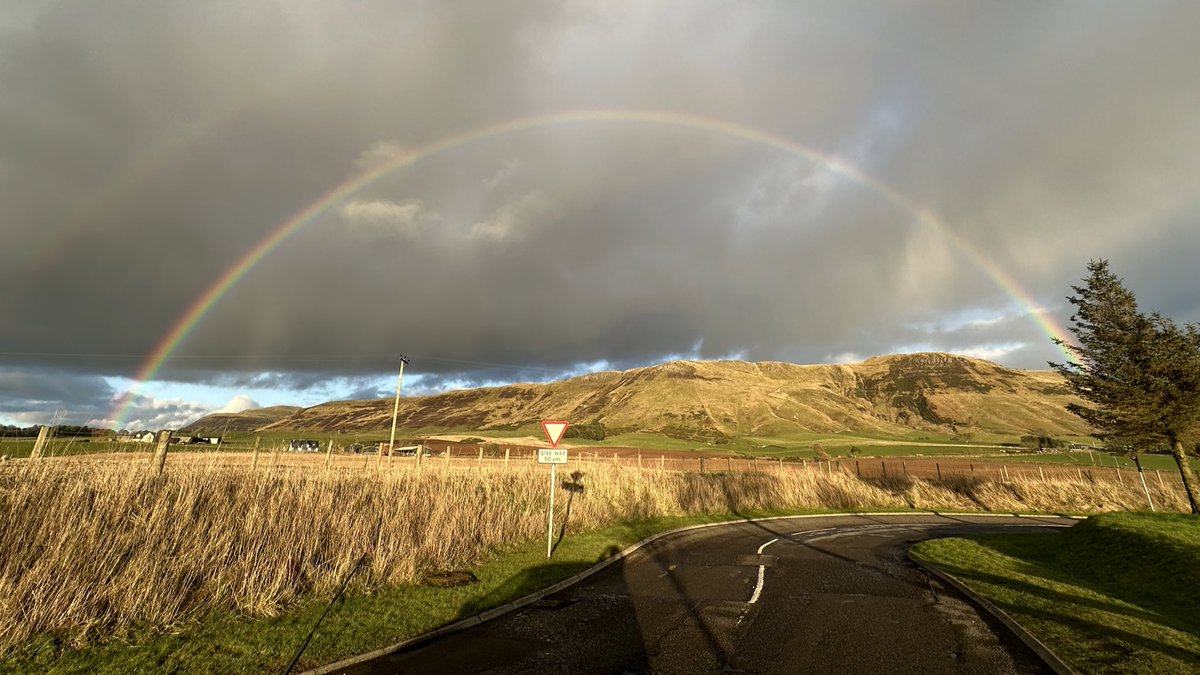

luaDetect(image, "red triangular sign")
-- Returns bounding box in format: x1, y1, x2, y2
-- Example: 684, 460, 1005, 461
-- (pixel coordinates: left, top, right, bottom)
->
541, 421, 569, 448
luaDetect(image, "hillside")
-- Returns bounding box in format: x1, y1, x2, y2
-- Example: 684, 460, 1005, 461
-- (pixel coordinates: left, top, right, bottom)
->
180, 405, 303, 435
237, 353, 1091, 440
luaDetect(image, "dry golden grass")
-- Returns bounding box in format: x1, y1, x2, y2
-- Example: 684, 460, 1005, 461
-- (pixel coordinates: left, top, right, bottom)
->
0, 453, 1188, 653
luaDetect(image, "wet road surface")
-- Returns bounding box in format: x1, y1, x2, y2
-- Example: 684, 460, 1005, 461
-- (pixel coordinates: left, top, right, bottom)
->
338, 514, 1073, 674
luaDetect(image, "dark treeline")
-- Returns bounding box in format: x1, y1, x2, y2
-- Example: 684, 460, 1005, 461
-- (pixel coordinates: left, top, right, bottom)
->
0, 424, 148, 439
0, 425, 42, 438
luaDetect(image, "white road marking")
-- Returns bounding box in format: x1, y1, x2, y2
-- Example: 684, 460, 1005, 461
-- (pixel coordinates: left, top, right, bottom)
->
746, 537, 779, 605
748, 565, 767, 604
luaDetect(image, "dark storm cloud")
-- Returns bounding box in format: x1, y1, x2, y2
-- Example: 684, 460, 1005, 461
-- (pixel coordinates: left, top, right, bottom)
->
1, 0, 1198, 417
0, 367, 113, 415
0, 366, 211, 428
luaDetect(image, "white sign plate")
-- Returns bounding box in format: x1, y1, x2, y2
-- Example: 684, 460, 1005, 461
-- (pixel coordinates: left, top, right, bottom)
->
541, 421, 569, 447
537, 448, 568, 464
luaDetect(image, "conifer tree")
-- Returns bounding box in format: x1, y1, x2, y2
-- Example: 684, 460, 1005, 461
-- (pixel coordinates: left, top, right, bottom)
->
1050, 260, 1200, 514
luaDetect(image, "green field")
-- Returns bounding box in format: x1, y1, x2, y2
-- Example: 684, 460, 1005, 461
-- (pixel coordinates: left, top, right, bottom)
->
11, 427, 1197, 478
0, 439, 146, 459
977, 451, 1200, 473
912, 513, 1200, 673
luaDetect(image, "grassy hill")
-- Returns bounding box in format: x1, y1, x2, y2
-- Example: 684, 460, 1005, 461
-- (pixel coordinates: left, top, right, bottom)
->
218, 353, 1089, 441
180, 405, 302, 435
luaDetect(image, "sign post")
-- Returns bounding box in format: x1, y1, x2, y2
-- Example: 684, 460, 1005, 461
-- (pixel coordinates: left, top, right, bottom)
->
539, 421, 569, 558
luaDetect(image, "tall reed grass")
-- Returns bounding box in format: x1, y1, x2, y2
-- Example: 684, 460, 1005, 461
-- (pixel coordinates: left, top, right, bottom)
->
0, 455, 1187, 652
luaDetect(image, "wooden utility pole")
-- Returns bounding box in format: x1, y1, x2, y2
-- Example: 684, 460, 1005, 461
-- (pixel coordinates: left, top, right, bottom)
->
385, 356, 410, 469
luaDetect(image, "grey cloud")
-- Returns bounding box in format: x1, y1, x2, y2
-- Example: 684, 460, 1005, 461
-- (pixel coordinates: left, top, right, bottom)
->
1, 1, 1198, 418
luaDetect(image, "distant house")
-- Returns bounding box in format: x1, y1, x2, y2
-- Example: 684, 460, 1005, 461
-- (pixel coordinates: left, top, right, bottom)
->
200, 437, 222, 445
140, 432, 155, 443
170, 435, 197, 445
289, 439, 321, 452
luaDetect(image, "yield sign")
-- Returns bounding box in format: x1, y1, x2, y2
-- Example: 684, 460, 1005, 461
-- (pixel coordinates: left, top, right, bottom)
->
541, 421, 569, 448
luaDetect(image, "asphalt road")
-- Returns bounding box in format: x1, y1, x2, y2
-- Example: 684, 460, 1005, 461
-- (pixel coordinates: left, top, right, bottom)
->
339, 514, 1074, 675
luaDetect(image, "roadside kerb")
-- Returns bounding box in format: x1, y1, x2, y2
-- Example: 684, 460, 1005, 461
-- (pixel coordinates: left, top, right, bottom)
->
908, 552, 1079, 675
301, 511, 1081, 675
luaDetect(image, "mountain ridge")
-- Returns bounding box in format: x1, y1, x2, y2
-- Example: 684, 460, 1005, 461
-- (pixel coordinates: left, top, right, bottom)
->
182, 353, 1090, 440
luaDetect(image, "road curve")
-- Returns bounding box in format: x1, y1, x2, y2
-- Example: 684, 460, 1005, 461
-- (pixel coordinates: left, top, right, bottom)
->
339, 514, 1074, 675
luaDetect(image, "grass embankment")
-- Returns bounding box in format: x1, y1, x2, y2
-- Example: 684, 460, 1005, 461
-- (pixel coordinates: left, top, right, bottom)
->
0, 511, 825, 674
0, 458, 1191, 673
912, 513, 1200, 673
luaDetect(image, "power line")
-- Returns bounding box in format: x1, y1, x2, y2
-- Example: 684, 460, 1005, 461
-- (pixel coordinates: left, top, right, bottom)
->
0, 351, 567, 374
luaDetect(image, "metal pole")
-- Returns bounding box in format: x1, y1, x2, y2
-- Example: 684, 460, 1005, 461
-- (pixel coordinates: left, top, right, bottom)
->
1133, 454, 1155, 512
385, 356, 409, 468
546, 463, 556, 558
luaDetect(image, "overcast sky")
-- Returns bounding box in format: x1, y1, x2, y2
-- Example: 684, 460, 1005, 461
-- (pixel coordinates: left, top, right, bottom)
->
2, 1, 1198, 430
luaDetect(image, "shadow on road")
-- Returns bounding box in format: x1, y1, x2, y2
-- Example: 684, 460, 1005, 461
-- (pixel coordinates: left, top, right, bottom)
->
344, 555, 654, 674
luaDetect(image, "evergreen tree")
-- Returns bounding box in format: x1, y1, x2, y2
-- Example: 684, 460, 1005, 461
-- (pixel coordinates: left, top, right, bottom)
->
1050, 260, 1200, 513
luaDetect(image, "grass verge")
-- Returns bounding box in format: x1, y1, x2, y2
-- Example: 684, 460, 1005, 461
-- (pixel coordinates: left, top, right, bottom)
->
911, 513, 1200, 673
0, 507, 858, 674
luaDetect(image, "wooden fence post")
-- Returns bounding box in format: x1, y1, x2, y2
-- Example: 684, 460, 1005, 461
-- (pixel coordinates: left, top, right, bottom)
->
152, 430, 171, 474
936, 462, 942, 480
324, 438, 334, 471
30, 425, 52, 460
505, 448, 510, 467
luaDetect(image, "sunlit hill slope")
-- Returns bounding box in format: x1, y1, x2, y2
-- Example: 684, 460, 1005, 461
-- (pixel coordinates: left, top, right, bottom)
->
180, 405, 303, 435
187, 353, 1091, 441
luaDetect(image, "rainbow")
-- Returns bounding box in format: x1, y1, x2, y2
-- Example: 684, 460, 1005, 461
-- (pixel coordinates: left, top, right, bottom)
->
111, 109, 1075, 426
